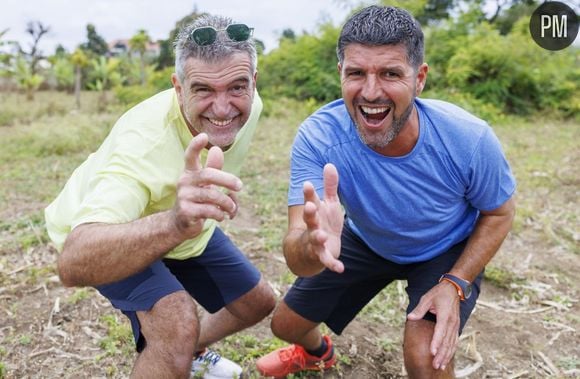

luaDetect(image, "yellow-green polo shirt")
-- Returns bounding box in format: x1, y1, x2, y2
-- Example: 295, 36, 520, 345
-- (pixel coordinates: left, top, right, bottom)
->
45, 88, 262, 260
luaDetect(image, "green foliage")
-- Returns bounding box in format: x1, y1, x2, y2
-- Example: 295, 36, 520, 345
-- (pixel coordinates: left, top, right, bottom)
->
67, 288, 91, 304
484, 266, 525, 289
113, 85, 157, 107
148, 66, 174, 91
426, 12, 578, 118
97, 314, 133, 358
81, 24, 108, 57
155, 11, 206, 70
113, 67, 174, 107
382, 0, 455, 25
259, 23, 341, 103
50, 56, 75, 91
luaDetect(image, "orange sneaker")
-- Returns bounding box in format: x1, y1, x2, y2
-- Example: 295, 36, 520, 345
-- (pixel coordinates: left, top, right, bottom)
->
256, 335, 336, 378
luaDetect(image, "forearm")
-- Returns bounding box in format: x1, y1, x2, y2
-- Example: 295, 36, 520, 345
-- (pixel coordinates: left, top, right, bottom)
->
450, 198, 516, 282
283, 228, 325, 277
59, 210, 187, 287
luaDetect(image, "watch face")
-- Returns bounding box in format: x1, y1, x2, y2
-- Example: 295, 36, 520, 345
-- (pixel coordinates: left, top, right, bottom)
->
464, 283, 473, 300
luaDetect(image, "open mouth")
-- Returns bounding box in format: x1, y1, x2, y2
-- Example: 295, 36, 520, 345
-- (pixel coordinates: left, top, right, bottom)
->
207, 117, 234, 127
359, 105, 391, 126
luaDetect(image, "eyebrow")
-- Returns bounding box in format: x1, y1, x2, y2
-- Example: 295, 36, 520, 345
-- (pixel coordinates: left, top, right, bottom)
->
189, 77, 250, 90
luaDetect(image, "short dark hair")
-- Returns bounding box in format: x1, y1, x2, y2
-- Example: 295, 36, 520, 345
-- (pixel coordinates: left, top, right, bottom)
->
337, 5, 424, 69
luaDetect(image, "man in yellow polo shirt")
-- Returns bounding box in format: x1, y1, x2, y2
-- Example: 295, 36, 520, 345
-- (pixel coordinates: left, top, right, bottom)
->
45, 14, 275, 379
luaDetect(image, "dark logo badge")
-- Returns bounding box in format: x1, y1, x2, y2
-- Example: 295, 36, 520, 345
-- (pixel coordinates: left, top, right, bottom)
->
529, 1, 578, 50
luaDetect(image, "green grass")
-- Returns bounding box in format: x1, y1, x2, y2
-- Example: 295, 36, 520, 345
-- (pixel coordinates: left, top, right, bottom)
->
493, 117, 579, 253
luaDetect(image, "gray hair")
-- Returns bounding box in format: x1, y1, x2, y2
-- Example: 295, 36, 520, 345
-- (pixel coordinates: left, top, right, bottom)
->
174, 14, 258, 82
337, 5, 424, 70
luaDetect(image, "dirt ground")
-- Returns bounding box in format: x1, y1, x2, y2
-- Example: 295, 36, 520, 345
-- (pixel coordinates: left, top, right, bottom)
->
1, 189, 579, 378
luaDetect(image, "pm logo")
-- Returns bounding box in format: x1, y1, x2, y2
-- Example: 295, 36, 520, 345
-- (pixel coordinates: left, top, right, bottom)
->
530, 1, 578, 50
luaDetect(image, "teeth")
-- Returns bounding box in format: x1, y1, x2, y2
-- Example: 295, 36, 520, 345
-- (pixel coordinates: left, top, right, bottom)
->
209, 118, 233, 126
361, 106, 389, 114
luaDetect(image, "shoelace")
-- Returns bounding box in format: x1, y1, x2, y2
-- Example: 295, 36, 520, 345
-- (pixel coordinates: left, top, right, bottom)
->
196, 349, 222, 365
278, 345, 307, 369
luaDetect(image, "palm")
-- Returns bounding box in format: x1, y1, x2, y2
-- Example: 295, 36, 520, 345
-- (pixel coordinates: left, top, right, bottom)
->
316, 197, 343, 259
303, 164, 344, 273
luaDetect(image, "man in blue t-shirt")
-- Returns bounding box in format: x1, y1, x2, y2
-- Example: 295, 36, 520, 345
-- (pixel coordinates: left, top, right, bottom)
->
257, 5, 516, 378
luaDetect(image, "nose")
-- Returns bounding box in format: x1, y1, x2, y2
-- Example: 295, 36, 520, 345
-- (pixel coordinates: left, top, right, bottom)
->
361, 74, 381, 102
212, 92, 233, 118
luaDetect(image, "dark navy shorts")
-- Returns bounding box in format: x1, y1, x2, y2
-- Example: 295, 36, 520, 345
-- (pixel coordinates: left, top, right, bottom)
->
284, 222, 483, 335
95, 227, 261, 351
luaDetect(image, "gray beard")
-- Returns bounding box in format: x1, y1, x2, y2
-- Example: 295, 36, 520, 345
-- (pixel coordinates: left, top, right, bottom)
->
355, 101, 414, 149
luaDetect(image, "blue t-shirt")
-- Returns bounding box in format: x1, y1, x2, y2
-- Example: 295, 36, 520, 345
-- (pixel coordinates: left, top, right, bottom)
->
288, 98, 516, 264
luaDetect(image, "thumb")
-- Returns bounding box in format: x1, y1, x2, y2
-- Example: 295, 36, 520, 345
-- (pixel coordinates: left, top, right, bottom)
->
407, 300, 430, 321
205, 145, 224, 170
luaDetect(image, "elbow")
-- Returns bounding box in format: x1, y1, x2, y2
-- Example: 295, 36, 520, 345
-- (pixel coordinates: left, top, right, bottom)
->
57, 253, 79, 287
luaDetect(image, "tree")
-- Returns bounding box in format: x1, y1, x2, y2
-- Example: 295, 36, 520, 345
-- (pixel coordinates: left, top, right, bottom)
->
71, 48, 89, 108
129, 29, 150, 85
13, 56, 43, 100
281, 28, 296, 42
0, 29, 14, 76
88, 56, 123, 110
81, 24, 108, 57
259, 23, 341, 103
155, 9, 206, 70
19, 21, 50, 75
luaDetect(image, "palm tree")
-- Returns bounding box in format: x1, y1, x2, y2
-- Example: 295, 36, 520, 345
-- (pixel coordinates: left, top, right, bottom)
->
70, 48, 89, 109
129, 29, 150, 86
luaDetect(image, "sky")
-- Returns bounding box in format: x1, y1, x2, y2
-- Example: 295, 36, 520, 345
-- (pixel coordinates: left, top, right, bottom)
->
1, 0, 354, 54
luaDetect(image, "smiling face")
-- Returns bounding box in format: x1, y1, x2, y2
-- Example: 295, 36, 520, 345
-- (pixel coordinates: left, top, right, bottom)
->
172, 52, 256, 148
339, 43, 428, 155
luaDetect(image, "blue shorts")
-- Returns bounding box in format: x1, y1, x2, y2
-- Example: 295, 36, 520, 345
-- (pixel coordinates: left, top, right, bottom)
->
284, 222, 483, 335
95, 227, 261, 351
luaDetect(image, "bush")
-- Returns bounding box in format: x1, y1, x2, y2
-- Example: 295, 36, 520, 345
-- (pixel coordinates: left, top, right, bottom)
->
429, 18, 578, 118
113, 85, 157, 107
258, 24, 341, 103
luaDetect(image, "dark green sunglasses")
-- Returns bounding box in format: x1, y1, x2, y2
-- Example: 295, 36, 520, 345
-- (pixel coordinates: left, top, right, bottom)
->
190, 23, 254, 46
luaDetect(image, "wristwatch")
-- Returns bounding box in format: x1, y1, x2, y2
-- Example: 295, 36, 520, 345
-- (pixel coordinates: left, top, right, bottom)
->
439, 273, 472, 301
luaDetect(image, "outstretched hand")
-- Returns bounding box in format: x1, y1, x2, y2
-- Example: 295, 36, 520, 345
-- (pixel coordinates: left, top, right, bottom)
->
407, 282, 461, 370
302, 164, 344, 273
172, 133, 242, 238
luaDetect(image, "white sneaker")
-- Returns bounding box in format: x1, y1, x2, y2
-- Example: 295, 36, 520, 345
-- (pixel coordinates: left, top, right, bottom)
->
191, 348, 242, 379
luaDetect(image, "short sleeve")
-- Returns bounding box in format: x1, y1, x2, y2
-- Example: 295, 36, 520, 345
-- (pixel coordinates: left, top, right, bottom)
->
466, 127, 516, 211
287, 126, 326, 206
71, 171, 150, 229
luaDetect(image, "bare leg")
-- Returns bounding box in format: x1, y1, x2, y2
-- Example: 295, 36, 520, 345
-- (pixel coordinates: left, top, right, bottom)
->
131, 290, 199, 379
404, 319, 455, 379
197, 277, 275, 350
270, 300, 324, 350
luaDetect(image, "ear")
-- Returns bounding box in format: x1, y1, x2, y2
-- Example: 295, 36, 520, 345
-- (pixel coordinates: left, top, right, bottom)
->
415, 63, 429, 96
171, 73, 183, 103
337, 62, 342, 75
252, 71, 258, 89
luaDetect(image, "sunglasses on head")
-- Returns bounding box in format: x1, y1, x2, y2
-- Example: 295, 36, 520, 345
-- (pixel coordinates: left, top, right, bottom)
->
190, 23, 254, 46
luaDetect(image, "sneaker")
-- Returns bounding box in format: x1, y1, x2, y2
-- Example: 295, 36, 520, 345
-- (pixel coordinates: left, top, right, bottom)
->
255, 335, 336, 378
191, 348, 242, 379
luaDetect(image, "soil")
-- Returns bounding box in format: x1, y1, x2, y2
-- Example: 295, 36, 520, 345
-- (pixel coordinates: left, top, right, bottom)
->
1, 197, 579, 379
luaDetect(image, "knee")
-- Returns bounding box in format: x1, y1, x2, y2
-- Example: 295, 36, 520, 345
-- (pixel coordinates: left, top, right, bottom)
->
255, 280, 277, 319
243, 278, 276, 324
140, 292, 199, 362
270, 303, 295, 341
404, 342, 434, 376
404, 339, 455, 378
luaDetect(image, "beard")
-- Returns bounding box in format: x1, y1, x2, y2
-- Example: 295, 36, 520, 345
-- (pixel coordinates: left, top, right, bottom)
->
354, 99, 414, 150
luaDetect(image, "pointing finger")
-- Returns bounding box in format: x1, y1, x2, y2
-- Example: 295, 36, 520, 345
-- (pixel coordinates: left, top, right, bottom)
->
323, 164, 339, 201
205, 145, 224, 170
184, 133, 209, 172
303, 181, 321, 208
